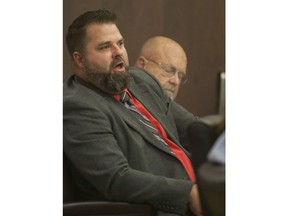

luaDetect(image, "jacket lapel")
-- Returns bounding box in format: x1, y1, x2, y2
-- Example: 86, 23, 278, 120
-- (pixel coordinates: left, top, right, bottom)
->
128, 80, 180, 146
108, 96, 173, 154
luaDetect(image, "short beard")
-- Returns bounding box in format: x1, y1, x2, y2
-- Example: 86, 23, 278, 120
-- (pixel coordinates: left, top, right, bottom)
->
85, 69, 131, 94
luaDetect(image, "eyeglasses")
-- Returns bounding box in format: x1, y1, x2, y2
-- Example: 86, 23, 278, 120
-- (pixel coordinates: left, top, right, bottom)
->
145, 57, 188, 84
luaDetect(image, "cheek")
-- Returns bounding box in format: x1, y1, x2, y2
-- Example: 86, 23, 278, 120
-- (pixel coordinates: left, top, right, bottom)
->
84, 55, 110, 71
122, 50, 129, 65
149, 68, 162, 78
158, 77, 170, 87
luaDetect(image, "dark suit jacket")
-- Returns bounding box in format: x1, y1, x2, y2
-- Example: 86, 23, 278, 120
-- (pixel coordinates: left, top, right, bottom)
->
63, 67, 198, 215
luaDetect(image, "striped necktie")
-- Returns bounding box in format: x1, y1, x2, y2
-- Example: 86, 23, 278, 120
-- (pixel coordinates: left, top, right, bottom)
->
120, 90, 196, 182
120, 91, 168, 147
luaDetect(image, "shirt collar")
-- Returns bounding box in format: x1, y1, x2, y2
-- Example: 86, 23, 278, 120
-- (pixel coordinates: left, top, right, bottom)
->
112, 88, 129, 101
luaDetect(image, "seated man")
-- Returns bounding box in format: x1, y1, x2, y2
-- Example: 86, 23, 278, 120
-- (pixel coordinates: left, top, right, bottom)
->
64, 10, 202, 216
134, 36, 188, 100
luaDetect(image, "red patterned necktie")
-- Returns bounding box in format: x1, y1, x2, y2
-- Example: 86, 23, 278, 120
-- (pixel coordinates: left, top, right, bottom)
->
120, 91, 196, 182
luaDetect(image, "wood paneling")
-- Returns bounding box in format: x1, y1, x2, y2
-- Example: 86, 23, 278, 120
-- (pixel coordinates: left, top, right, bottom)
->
63, 0, 225, 116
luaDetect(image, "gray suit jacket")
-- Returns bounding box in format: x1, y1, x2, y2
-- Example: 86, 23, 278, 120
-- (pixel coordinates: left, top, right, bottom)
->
63, 67, 198, 215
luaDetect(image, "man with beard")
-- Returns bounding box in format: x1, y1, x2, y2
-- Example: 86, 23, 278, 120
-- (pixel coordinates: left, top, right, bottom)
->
134, 36, 188, 100
64, 10, 202, 216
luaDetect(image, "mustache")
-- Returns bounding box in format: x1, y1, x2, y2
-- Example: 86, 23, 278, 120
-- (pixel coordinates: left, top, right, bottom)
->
111, 56, 128, 68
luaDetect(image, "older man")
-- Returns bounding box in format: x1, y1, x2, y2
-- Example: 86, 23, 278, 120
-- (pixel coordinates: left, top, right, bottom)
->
135, 36, 188, 100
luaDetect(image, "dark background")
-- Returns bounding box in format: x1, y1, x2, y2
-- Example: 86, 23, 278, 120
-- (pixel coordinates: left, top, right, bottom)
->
63, 0, 225, 117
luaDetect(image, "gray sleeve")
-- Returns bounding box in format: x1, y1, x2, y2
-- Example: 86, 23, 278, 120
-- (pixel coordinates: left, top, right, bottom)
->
170, 101, 198, 151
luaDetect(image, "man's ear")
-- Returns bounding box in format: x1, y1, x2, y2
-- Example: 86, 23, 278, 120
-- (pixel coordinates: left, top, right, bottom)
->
135, 56, 147, 68
72, 51, 84, 68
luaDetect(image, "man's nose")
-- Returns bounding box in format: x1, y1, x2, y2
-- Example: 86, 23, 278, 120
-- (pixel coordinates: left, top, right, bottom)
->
169, 73, 181, 85
112, 44, 123, 58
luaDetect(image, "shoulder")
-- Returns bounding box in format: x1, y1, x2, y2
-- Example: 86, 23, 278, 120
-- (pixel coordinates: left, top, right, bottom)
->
129, 66, 170, 101
129, 66, 160, 84
63, 75, 108, 107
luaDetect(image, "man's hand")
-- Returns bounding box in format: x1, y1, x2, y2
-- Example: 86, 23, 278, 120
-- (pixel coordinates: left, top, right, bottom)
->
189, 184, 203, 216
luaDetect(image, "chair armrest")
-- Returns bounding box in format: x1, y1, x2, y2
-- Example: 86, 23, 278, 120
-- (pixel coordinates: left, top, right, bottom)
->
197, 162, 225, 216
63, 201, 155, 216
200, 114, 224, 136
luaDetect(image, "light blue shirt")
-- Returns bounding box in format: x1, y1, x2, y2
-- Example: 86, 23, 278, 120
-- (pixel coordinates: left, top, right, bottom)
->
207, 131, 225, 164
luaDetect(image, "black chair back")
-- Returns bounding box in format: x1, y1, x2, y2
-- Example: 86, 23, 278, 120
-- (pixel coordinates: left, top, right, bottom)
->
63, 153, 76, 203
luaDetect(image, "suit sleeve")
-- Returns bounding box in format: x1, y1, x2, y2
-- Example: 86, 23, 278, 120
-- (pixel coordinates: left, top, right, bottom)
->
170, 101, 198, 151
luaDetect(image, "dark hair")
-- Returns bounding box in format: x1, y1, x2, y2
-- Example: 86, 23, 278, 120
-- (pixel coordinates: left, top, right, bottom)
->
66, 10, 117, 57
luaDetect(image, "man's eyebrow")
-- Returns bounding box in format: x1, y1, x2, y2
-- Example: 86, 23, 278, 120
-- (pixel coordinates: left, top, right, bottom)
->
97, 41, 111, 47
169, 64, 186, 74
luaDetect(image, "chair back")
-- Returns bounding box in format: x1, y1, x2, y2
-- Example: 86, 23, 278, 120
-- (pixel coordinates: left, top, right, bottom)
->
63, 153, 75, 203
187, 120, 215, 171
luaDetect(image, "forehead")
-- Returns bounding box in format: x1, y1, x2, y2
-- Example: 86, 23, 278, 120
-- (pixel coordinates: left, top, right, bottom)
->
166, 44, 186, 60
85, 23, 123, 43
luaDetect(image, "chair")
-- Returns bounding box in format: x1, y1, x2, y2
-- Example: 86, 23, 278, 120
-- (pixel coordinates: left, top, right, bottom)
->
187, 116, 224, 172
197, 162, 225, 216
187, 118, 225, 216
63, 153, 156, 216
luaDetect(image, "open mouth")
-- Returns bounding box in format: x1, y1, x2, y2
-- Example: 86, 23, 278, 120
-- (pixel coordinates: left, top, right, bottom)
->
112, 61, 125, 73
